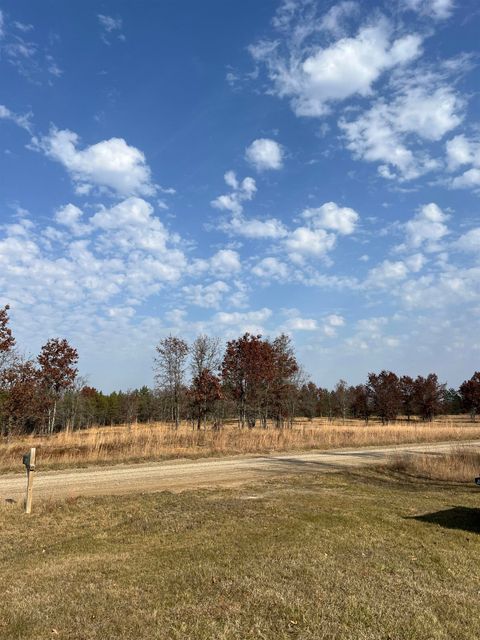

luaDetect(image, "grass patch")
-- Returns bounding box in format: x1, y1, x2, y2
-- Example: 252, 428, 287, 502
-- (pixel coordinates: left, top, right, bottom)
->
1, 471, 479, 639
2, 415, 480, 473
386, 447, 480, 483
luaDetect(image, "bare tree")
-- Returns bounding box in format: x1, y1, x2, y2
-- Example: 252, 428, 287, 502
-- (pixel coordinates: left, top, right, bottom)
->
191, 335, 221, 379
154, 335, 189, 428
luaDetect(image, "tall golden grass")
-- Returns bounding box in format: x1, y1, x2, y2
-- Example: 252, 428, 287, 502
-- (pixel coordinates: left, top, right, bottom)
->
387, 446, 480, 482
1, 416, 480, 473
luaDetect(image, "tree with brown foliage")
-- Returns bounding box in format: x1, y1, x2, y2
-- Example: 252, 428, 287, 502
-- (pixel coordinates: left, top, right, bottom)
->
399, 375, 415, 421
0, 305, 15, 374
367, 371, 402, 424
350, 384, 371, 424
459, 372, 480, 421
190, 368, 222, 430
1, 360, 48, 436
38, 338, 79, 433
270, 334, 299, 428
413, 374, 445, 421
154, 335, 189, 428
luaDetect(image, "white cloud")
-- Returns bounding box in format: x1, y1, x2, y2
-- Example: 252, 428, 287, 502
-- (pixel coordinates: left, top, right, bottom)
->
213, 308, 272, 335
446, 134, 480, 190
0, 104, 32, 131
98, 14, 125, 43
221, 215, 287, 239
182, 281, 230, 308
245, 138, 284, 171
55, 203, 89, 236
455, 229, 480, 253
403, 203, 449, 251
252, 257, 289, 280
33, 128, 155, 197
446, 134, 479, 170
301, 202, 359, 235
366, 260, 409, 288
403, 0, 455, 20
288, 316, 318, 331
211, 172, 256, 215
340, 83, 463, 180
251, 17, 422, 117
326, 314, 345, 327
210, 249, 241, 275
319, 1, 358, 36
285, 226, 336, 258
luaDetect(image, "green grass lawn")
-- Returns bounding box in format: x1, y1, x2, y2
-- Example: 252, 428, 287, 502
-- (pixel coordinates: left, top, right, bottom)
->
1, 470, 479, 640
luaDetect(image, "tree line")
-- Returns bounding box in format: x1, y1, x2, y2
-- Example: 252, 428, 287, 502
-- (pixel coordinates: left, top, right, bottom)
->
0, 303, 479, 436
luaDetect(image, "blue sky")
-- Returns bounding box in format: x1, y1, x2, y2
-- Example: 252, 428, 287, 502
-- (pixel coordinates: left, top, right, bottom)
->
1, 0, 479, 391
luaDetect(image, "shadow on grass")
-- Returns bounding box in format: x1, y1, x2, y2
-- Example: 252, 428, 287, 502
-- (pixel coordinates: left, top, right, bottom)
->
410, 507, 480, 533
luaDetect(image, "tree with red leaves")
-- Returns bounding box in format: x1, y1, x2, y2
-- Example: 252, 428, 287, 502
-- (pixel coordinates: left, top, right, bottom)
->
1, 360, 48, 436
190, 368, 222, 430
413, 374, 445, 421
399, 375, 415, 421
221, 333, 275, 428
459, 372, 480, 421
350, 384, 371, 424
367, 371, 402, 424
38, 338, 79, 433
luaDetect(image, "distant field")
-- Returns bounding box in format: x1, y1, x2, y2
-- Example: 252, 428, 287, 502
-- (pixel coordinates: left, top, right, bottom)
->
1, 467, 479, 640
2, 415, 480, 473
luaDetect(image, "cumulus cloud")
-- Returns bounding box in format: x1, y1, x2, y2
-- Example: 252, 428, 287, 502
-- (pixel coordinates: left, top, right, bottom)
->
403, 0, 455, 20
366, 260, 410, 288
182, 281, 230, 308
55, 203, 89, 236
221, 215, 287, 240
32, 128, 156, 197
245, 138, 284, 171
210, 249, 241, 275
250, 16, 422, 117
301, 202, 359, 235
403, 203, 450, 251
211, 171, 256, 215
446, 134, 480, 190
319, 1, 358, 36
455, 228, 480, 253
339, 82, 463, 180
252, 257, 289, 280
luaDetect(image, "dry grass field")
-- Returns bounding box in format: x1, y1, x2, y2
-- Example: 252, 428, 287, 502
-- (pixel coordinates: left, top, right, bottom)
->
1, 465, 479, 640
1, 416, 480, 473
387, 446, 480, 482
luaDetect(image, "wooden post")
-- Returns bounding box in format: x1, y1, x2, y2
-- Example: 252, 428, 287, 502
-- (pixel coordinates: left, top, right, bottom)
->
24, 447, 36, 515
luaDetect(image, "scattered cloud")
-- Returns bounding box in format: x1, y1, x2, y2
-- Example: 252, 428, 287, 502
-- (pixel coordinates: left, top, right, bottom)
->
245, 138, 284, 171
211, 171, 256, 215
0, 104, 32, 131
250, 16, 422, 117
402, 0, 455, 20
98, 14, 125, 43
339, 80, 463, 180
402, 203, 450, 251
446, 133, 480, 190
32, 128, 156, 197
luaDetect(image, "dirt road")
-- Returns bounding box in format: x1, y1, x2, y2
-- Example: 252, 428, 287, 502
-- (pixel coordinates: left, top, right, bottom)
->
1, 440, 479, 503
